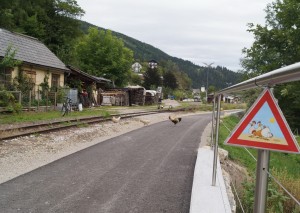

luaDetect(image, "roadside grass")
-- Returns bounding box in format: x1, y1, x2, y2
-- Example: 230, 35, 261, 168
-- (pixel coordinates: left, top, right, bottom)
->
222, 103, 247, 110
0, 108, 114, 125
219, 115, 300, 212
0, 102, 247, 125
178, 102, 246, 112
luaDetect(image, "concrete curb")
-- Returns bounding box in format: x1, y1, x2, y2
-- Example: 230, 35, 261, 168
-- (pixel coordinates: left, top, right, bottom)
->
189, 146, 232, 213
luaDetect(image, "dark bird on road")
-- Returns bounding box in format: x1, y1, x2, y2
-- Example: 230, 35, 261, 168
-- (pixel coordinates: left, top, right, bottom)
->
169, 115, 182, 125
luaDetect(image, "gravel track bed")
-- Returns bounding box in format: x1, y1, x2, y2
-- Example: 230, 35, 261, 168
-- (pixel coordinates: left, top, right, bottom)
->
0, 111, 204, 184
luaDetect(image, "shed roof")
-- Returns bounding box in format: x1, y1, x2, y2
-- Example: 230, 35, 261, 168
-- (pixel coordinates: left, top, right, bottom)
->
67, 65, 111, 83
0, 28, 68, 72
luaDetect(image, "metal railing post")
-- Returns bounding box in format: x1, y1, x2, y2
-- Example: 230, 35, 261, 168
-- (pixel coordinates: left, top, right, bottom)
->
212, 94, 221, 186
211, 97, 216, 149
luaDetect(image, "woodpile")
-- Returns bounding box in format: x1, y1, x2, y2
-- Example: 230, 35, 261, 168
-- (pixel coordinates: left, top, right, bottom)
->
127, 87, 145, 106
100, 89, 128, 106
145, 91, 159, 105
99, 86, 146, 106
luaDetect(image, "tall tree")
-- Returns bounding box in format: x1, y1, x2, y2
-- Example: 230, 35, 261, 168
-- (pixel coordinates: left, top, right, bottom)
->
241, 0, 300, 130
160, 60, 191, 90
143, 67, 162, 89
0, 0, 85, 63
163, 71, 178, 90
75, 27, 134, 86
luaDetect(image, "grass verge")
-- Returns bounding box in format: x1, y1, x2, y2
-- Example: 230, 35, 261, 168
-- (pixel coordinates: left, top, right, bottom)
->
0, 108, 114, 125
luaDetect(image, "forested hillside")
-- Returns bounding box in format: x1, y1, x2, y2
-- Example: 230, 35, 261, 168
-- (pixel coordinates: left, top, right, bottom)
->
0, 0, 241, 90
81, 21, 242, 89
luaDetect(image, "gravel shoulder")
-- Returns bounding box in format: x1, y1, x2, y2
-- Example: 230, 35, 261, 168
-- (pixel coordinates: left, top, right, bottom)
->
0, 110, 208, 184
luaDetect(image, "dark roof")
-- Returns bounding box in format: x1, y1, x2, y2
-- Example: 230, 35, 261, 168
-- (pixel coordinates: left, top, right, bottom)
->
148, 59, 158, 64
0, 28, 68, 72
67, 65, 111, 83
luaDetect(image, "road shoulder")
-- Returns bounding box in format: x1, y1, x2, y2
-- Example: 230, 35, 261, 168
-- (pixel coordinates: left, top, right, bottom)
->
189, 121, 233, 213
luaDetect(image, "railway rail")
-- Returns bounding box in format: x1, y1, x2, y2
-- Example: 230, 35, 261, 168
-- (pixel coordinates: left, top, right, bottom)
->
0, 109, 183, 141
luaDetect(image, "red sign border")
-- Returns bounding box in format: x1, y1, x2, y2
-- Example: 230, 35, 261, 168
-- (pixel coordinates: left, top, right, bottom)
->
225, 88, 300, 153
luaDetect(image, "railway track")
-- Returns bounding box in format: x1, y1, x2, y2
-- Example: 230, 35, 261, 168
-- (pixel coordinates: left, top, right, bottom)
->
0, 109, 183, 141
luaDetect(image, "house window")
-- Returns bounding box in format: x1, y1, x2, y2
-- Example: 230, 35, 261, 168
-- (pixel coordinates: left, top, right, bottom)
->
51, 74, 60, 90
24, 70, 36, 84
0, 68, 13, 86
24, 70, 36, 96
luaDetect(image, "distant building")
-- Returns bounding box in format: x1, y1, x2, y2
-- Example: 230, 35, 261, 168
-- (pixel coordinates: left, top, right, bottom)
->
192, 89, 200, 95
148, 60, 158, 69
132, 62, 142, 73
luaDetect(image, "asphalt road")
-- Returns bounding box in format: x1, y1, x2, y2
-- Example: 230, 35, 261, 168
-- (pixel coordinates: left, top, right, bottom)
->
0, 113, 211, 213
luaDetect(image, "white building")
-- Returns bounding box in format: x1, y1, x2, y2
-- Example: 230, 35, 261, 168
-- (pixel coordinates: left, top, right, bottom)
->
132, 62, 142, 73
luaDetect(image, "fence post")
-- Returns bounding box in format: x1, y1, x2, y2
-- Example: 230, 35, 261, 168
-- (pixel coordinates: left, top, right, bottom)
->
54, 92, 57, 110
46, 91, 48, 112
37, 88, 40, 111
212, 94, 221, 186
18, 91, 22, 105
29, 90, 31, 111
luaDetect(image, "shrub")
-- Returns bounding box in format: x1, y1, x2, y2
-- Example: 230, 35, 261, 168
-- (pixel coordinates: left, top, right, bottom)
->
271, 168, 300, 212
0, 90, 15, 107
0, 91, 23, 113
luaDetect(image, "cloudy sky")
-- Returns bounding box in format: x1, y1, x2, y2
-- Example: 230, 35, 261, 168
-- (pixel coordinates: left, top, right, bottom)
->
76, 0, 273, 72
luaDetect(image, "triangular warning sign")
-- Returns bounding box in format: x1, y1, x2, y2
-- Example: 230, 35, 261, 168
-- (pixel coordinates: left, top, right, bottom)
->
225, 88, 300, 153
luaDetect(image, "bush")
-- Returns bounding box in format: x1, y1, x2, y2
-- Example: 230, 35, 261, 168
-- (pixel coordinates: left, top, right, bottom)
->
271, 168, 300, 212
0, 91, 15, 107
31, 99, 52, 106
0, 91, 23, 113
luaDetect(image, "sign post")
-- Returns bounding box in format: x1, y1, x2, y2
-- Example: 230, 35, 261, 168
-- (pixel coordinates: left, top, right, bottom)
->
254, 149, 270, 213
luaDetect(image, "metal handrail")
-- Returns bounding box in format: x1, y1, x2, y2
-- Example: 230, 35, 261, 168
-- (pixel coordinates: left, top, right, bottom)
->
212, 62, 300, 212
216, 62, 300, 94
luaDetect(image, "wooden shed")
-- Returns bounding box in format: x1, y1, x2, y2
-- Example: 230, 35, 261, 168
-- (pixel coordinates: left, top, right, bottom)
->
66, 65, 111, 107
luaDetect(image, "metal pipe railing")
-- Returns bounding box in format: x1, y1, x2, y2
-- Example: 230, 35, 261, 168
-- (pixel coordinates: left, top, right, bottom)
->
216, 62, 300, 94
212, 62, 300, 210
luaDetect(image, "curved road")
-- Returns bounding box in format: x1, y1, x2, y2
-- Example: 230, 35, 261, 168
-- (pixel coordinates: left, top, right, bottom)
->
0, 113, 211, 213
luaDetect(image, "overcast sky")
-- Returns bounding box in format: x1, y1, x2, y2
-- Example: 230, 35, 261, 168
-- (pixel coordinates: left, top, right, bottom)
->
76, 0, 273, 72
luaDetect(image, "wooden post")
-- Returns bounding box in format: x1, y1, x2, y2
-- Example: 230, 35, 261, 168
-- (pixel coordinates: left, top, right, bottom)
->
54, 92, 57, 110
19, 91, 22, 105
37, 88, 40, 111
29, 90, 31, 111
46, 91, 48, 112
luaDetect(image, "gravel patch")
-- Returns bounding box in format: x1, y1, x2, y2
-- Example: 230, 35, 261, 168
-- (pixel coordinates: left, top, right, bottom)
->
0, 111, 204, 184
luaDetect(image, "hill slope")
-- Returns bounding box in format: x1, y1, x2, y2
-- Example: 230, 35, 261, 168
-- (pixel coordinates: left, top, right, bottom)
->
80, 21, 242, 89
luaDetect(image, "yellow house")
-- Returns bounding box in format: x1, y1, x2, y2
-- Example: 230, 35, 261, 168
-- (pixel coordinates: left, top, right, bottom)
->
0, 28, 69, 98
